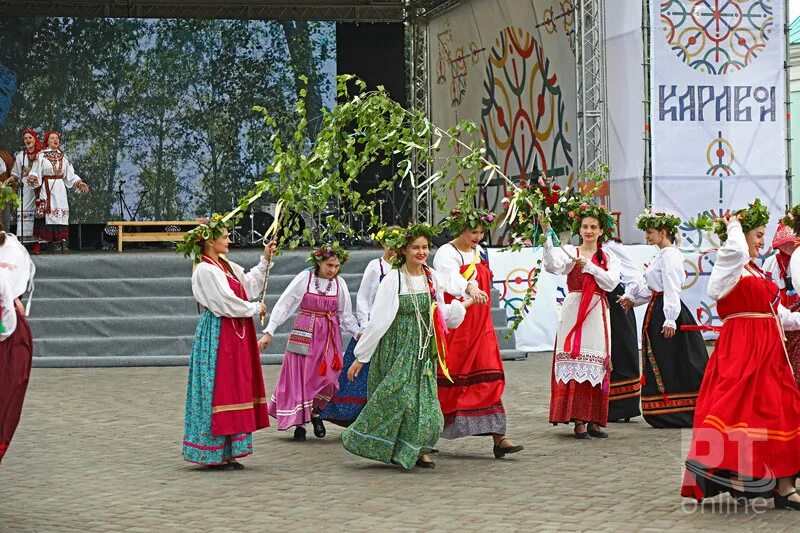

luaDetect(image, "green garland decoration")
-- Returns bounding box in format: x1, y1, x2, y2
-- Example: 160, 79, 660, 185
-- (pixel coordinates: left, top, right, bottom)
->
441, 205, 497, 237
635, 208, 682, 234
176, 214, 234, 263
0, 184, 20, 212
380, 223, 439, 267
688, 198, 770, 242
568, 202, 616, 241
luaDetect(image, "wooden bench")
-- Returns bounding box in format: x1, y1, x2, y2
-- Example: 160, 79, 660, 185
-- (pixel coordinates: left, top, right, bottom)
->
106, 220, 199, 252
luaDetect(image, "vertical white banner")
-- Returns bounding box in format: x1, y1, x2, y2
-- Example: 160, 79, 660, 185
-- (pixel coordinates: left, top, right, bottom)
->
650, 0, 787, 329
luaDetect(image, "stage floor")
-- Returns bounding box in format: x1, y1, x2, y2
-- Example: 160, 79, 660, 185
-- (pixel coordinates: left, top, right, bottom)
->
1, 354, 788, 532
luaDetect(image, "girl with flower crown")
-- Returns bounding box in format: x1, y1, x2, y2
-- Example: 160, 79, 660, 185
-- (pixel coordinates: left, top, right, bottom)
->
321, 227, 399, 426
8, 129, 43, 244
342, 225, 467, 469
781, 209, 800, 387
432, 206, 523, 457
260, 244, 360, 441
541, 204, 621, 439
181, 220, 275, 470
27, 131, 89, 252
761, 223, 799, 308
618, 210, 708, 428
681, 201, 800, 508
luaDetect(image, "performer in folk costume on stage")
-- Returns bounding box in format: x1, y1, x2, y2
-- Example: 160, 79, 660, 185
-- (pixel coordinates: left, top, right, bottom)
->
321, 227, 399, 426
342, 225, 467, 469
433, 206, 523, 458
761, 222, 799, 308
260, 244, 360, 441
0, 222, 35, 465
681, 201, 800, 508
542, 204, 621, 439
781, 208, 800, 387
8, 129, 43, 246
27, 131, 89, 252
179, 217, 274, 470
602, 238, 644, 422
618, 210, 708, 428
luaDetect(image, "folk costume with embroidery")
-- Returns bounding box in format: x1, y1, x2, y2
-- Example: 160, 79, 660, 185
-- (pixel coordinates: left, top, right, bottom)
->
28, 146, 84, 243
183, 254, 271, 465
622, 246, 708, 427
681, 220, 800, 500
543, 237, 621, 427
265, 270, 360, 430
341, 266, 466, 469
433, 243, 507, 438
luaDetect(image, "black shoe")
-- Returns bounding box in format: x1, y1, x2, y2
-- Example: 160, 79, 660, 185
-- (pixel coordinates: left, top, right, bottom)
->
587, 424, 608, 438
728, 489, 749, 505
311, 415, 326, 438
207, 463, 234, 471
774, 490, 800, 510
228, 461, 245, 470
415, 458, 436, 469
493, 438, 524, 458
293, 426, 306, 441
574, 422, 591, 440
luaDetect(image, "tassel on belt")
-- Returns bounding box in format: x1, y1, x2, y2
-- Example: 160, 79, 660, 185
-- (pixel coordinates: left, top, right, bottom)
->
300, 309, 342, 376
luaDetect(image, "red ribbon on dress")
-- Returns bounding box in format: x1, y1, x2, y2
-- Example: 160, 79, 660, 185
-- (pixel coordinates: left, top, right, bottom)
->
562, 252, 606, 359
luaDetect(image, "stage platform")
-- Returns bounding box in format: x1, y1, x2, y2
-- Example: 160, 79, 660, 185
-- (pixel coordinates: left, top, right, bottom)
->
29, 248, 525, 367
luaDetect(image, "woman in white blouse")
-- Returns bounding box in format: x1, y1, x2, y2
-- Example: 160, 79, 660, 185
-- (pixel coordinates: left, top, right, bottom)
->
542, 208, 621, 439
681, 209, 800, 508
321, 228, 398, 426
183, 224, 273, 470
619, 211, 708, 428
341, 225, 467, 469
260, 245, 360, 441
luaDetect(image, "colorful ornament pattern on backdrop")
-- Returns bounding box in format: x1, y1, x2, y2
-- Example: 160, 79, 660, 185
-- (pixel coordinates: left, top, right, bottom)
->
660, 0, 775, 74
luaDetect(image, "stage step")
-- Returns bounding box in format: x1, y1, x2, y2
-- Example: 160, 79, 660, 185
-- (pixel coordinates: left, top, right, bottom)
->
29, 249, 527, 367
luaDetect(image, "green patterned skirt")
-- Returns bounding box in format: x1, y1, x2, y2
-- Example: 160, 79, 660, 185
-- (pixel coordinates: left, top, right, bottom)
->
342, 292, 444, 469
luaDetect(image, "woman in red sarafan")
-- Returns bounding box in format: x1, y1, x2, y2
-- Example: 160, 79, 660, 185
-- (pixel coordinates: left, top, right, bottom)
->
541, 205, 621, 440
761, 223, 799, 308
433, 206, 522, 458
681, 210, 800, 509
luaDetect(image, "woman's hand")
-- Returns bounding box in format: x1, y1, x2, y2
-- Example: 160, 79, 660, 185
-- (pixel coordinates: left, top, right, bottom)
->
347, 361, 363, 382
26, 176, 37, 187
258, 333, 272, 351
617, 295, 633, 311
258, 302, 267, 316
575, 256, 588, 268
75, 182, 89, 193
14, 298, 25, 317
466, 285, 489, 305
263, 239, 277, 261
662, 325, 676, 339
540, 220, 551, 235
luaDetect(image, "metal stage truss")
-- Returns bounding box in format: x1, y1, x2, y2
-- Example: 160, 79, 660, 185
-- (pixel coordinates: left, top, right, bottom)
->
0, 0, 608, 222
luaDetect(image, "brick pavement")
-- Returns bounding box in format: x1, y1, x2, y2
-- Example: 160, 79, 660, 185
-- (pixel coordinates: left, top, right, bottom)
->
2, 354, 800, 532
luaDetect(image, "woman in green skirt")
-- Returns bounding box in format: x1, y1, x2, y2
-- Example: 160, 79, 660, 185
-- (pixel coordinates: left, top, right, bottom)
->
342, 224, 468, 469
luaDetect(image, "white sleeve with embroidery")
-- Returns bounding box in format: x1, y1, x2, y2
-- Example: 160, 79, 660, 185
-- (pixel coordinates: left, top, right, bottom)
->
264, 270, 308, 336
707, 221, 750, 301
62, 155, 82, 188
354, 272, 400, 363
192, 263, 261, 319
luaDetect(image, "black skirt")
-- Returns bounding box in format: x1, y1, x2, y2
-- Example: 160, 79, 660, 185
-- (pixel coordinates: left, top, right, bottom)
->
607, 284, 641, 421
641, 295, 708, 428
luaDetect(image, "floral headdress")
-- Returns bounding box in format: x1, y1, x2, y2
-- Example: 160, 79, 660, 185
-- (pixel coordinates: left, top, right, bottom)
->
568, 202, 615, 241
381, 223, 439, 266
177, 213, 233, 263
442, 205, 497, 237
307, 243, 349, 265
694, 199, 770, 242
371, 225, 401, 246
635, 208, 681, 235
782, 204, 800, 235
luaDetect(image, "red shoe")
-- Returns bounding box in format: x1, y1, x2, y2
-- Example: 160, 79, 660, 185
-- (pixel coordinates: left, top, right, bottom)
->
31, 242, 41, 255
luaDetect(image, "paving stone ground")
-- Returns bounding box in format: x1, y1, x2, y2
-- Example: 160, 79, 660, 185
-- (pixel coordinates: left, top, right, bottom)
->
2, 354, 799, 532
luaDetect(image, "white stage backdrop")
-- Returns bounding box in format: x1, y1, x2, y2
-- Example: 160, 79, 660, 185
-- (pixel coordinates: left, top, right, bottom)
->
650, 0, 787, 219
646, 0, 787, 338
428, 0, 578, 242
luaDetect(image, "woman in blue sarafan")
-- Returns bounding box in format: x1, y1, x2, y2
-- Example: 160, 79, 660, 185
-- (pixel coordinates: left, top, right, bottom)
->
321, 227, 398, 426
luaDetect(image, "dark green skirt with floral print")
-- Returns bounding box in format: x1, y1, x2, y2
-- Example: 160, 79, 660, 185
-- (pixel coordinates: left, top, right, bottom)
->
342, 292, 444, 469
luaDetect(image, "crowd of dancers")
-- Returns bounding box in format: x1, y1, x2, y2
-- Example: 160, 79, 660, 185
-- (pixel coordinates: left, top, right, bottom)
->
4, 189, 800, 510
